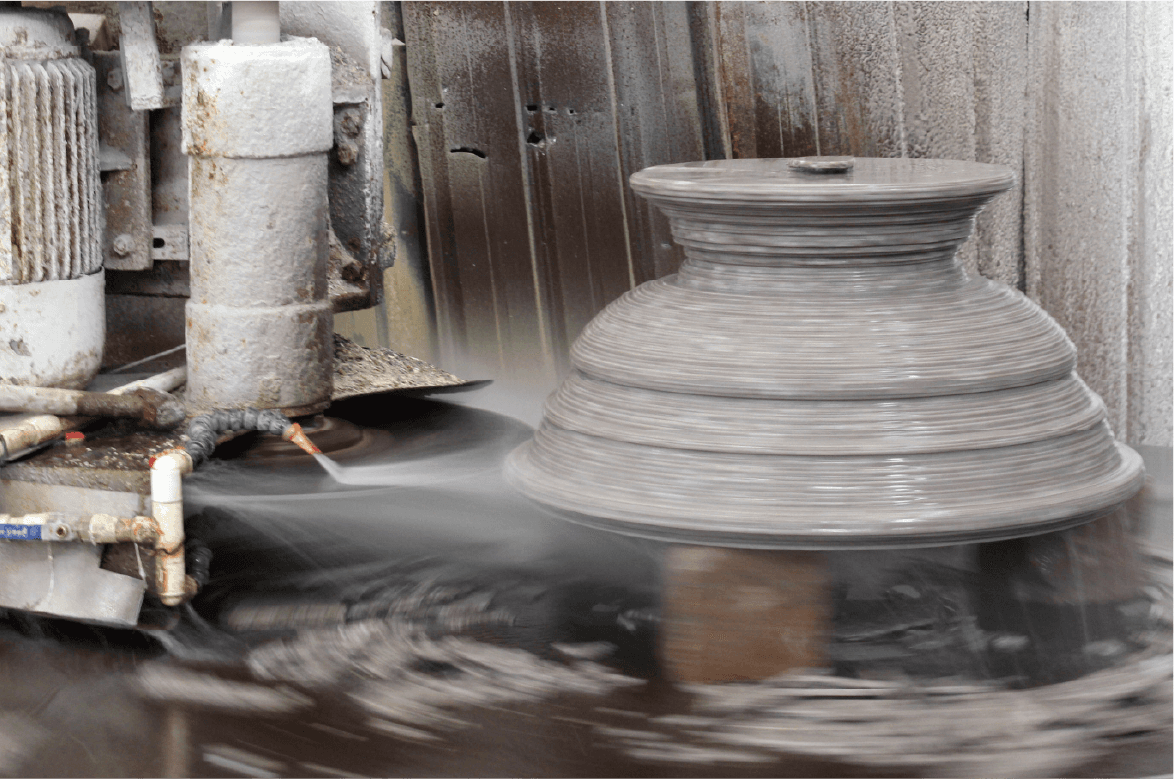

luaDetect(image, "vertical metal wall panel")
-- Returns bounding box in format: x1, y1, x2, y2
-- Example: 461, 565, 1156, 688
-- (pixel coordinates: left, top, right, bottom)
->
712, 2, 1025, 285
740, 1, 819, 159
604, 2, 705, 283
1025, 2, 1172, 447
405, 1, 705, 383
805, 2, 908, 159
1128, 1, 1173, 447
511, 2, 634, 369
400, 1, 1169, 444
406, 2, 550, 384
710, 2, 757, 158
370, 1, 435, 361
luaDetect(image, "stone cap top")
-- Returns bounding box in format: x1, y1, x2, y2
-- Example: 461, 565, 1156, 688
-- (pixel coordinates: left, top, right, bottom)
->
631, 157, 1014, 204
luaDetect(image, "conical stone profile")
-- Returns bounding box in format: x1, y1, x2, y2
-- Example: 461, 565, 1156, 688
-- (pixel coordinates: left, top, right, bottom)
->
505, 158, 1145, 549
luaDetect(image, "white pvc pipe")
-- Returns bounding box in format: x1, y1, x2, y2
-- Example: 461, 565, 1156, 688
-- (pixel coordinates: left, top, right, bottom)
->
0, 414, 67, 461
150, 449, 193, 606
231, 1, 280, 45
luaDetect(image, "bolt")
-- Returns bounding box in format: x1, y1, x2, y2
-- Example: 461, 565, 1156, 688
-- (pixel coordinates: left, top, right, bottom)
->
337, 140, 359, 167
112, 233, 134, 256
107, 67, 123, 92
340, 111, 362, 137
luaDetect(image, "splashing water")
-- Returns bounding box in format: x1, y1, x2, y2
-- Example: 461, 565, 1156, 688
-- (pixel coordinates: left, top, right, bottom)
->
311, 450, 496, 488
311, 452, 357, 483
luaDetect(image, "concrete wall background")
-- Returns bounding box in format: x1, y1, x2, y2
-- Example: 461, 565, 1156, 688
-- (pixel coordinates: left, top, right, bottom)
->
344, 1, 1172, 447
1024, 2, 1172, 447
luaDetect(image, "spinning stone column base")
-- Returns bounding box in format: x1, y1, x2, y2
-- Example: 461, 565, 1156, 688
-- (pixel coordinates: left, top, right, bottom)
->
660, 545, 831, 683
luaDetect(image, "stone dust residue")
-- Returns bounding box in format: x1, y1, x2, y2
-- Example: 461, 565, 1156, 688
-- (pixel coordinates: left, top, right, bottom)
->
332, 334, 473, 401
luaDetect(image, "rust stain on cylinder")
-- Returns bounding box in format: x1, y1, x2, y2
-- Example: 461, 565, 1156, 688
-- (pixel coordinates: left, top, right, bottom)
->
660, 545, 831, 684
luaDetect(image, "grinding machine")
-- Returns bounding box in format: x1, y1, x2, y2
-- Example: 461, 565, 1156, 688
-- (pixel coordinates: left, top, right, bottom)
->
0, 3, 1152, 688
0, 2, 463, 628
505, 156, 1148, 683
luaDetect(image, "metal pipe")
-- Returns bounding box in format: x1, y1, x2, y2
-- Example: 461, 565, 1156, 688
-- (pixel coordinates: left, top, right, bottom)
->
0, 384, 184, 428
151, 448, 193, 606
0, 367, 187, 462
0, 512, 159, 543
230, 1, 280, 45
182, 34, 333, 416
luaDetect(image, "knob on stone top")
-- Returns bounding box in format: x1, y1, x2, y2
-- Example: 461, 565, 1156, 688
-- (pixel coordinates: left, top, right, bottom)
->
787, 155, 855, 172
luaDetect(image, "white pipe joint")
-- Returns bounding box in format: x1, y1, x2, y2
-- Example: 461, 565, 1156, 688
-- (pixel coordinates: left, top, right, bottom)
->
181, 37, 334, 416
150, 449, 193, 606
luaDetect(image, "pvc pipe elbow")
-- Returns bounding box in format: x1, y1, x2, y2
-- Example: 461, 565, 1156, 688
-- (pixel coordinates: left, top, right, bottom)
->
150, 449, 193, 606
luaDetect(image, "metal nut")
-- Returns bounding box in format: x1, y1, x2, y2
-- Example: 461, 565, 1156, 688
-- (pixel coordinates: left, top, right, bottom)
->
336, 140, 359, 167
340, 111, 362, 137
107, 67, 124, 92
112, 233, 134, 256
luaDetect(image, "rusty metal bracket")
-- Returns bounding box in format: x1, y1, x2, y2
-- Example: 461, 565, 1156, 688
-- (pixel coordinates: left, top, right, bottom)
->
94, 50, 152, 271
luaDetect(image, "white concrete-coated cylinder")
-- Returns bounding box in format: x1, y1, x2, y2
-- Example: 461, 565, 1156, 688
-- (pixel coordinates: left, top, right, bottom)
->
181, 38, 333, 415
0, 271, 104, 389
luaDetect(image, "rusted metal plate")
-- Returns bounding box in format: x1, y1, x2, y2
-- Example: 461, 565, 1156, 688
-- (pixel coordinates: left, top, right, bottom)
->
93, 50, 152, 271
712, 1, 820, 160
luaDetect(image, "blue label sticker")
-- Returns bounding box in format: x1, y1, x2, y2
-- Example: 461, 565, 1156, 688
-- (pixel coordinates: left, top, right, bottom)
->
0, 524, 42, 540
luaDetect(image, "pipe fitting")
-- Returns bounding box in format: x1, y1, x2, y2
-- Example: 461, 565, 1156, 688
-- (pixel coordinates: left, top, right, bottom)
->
0, 511, 159, 544
85, 513, 160, 544
128, 387, 187, 429
151, 449, 193, 606
184, 408, 319, 468
282, 423, 321, 455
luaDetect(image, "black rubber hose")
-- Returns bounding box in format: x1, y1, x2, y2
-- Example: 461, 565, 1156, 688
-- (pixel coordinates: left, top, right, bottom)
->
184, 408, 293, 468
185, 540, 213, 589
